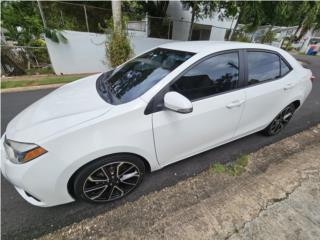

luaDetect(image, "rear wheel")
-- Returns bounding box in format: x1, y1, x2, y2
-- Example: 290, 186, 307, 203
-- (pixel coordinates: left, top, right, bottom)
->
263, 104, 295, 136
73, 154, 145, 203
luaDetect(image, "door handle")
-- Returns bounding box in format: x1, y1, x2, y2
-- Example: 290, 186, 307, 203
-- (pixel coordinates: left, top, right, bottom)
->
226, 100, 245, 109
283, 83, 295, 90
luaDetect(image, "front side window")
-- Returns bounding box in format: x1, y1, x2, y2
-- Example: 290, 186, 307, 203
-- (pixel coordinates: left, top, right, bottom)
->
97, 48, 195, 104
247, 51, 280, 85
171, 52, 239, 101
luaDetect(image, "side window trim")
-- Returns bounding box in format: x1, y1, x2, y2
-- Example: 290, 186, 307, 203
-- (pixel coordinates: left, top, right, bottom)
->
145, 49, 244, 115
243, 49, 293, 88
280, 58, 292, 77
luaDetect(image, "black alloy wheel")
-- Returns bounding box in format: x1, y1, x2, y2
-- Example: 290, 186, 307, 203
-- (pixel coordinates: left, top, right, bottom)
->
73, 155, 145, 203
263, 104, 295, 136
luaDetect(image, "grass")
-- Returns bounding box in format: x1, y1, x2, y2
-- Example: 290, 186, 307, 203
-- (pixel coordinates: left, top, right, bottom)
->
1, 75, 81, 89
211, 154, 249, 176
25, 67, 53, 75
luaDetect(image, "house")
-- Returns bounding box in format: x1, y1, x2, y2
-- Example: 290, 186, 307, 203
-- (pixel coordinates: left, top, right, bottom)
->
127, 1, 236, 41
165, 1, 236, 41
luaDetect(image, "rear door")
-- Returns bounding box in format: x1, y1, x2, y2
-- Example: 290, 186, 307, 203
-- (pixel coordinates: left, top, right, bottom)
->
235, 50, 295, 138
152, 51, 246, 167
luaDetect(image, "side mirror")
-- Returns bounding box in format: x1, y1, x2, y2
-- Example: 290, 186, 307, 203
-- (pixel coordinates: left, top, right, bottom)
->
164, 92, 193, 114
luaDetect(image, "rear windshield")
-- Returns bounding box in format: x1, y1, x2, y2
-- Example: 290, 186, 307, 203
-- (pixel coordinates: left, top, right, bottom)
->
97, 48, 195, 104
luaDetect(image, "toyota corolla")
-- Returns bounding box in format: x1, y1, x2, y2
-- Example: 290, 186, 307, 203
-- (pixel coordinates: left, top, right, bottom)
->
1, 42, 313, 207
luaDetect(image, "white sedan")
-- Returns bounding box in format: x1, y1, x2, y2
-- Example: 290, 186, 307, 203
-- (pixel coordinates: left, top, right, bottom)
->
1, 42, 313, 207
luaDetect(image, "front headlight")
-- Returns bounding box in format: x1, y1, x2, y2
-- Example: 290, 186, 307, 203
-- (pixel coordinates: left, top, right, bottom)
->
4, 138, 47, 164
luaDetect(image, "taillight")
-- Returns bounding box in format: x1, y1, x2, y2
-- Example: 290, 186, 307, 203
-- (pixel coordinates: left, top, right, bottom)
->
310, 75, 315, 82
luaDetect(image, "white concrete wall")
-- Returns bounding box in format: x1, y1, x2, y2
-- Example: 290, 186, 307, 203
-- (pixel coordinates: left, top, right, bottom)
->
45, 30, 174, 75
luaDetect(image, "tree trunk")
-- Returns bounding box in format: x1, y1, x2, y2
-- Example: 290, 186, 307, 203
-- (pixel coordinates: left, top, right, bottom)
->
188, 11, 195, 41
112, 0, 122, 33
229, 10, 242, 41
37, 0, 47, 28
290, 18, 304, 43
297, 26, 307, 41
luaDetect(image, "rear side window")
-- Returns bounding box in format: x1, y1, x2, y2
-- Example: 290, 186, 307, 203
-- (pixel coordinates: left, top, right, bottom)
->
172, 52, 239, 101
281, 59, 291, 76
247, 52, 280, 85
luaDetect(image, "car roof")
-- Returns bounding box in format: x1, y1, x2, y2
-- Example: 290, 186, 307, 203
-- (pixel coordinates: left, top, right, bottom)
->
159, 41, 282, 54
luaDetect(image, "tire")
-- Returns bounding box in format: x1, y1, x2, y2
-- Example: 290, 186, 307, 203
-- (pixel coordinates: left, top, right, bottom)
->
263, 103, 296, 136
73, 154, 145, 204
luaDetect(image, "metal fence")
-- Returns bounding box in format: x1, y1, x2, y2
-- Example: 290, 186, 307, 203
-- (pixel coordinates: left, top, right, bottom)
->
2, 1, 300, 76
39, 1, 239, 41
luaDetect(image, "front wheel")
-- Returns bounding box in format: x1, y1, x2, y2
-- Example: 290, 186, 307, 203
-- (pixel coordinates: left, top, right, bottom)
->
263, 104, 296, 136
73, 154, 145, 203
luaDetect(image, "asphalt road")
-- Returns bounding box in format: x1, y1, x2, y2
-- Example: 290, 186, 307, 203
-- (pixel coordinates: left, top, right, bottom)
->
1, 55, 320, 240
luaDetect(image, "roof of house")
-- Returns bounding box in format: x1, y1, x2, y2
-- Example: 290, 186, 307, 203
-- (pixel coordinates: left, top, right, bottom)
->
160, 41, 281, 54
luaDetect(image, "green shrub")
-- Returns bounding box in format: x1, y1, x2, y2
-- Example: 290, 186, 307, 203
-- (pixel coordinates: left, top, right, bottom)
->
210, 154, 249, 176
105, 18, 132, 68
231, 31, 251, 42
29, 38, 50, 64
210, 163, 225, 173
261, 30, 276, 44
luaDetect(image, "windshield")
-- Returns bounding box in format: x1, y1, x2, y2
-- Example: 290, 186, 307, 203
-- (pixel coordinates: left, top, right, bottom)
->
97, 48, 195, 104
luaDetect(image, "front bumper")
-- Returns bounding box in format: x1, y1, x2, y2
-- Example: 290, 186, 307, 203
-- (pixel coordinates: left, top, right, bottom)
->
1, 134, 75, 207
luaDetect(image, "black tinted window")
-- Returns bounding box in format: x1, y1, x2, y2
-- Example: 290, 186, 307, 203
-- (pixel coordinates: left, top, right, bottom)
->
248, 52, 280, 85
172, 52, 239, 101
98, 48, 195, 104
281, 59, 290, 76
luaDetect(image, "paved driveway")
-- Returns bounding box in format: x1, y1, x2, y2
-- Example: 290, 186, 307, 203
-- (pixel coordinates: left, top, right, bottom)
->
1, 55, 319, 240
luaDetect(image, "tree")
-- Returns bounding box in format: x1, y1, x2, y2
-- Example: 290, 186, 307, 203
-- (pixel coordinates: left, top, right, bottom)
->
1, 1, 43, 45
106, 1, 132, 67
220, 1, 320, 43
139, 1, 170, 39
296, 1, 320, 40
181, 1, 219, 40
218, 1, 264, 40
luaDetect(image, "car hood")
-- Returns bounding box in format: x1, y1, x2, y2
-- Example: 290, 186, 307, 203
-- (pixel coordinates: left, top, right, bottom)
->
5, 73, 112, 142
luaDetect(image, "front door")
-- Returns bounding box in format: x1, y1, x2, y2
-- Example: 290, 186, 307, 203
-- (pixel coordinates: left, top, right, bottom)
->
152, 51, 246, 166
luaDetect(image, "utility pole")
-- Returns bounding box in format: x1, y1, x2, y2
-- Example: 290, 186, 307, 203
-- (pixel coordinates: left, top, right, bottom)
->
37, 0, 47, 28
111, 0, 122, 32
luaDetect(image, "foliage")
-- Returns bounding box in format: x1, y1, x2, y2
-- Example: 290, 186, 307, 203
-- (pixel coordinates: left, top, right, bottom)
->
26, 67, 53, 76
40, 1, 87, 32
210, 154, 249, 176
105, 19, 132, 68
138, 1, 170, 38
296, 2, 320, 40
141, 0, 169, 17
210, 163, 225, 174
231, 31, 251, 42
221, 1, 320, 41
181, 1, 219, 40
122, 1, 146, 20
1, 1, 43, 45
29, 38, 50, 65
182, 1, 219, 20
219, 1, 264, 38
261, 30, 276, 44
44, 28, 68, 44
123, 0, 169, 18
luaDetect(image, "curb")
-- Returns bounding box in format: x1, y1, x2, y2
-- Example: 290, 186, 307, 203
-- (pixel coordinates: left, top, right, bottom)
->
1, 83, 65, 93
